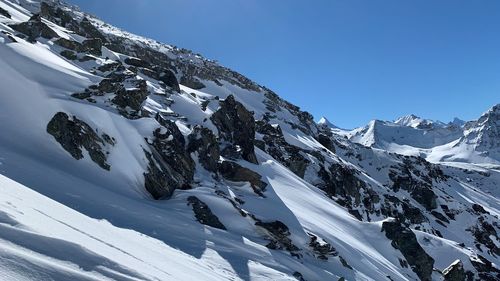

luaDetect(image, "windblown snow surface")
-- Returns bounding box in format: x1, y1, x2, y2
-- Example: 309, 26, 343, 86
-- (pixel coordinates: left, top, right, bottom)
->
0, 1, 499, 281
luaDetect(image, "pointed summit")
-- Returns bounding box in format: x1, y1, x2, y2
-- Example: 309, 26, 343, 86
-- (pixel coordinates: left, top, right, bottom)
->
318, 117, 337, 129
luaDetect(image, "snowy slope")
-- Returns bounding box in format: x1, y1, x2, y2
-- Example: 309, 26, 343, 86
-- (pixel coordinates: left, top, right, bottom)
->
0, 1, 499, 281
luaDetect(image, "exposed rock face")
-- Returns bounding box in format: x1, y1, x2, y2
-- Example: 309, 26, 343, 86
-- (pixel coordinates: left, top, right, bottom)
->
81, 38, 102, 56
211, 95, 258, 164
382, 220, 434, 281
443, 260, 465, 281
187, 196, 226, 230
10, 14, 58, 42
112, 80, 148, 112
308, 233, 337, 260
255, 120, 310, 178
187, 126, 220, 173
47, 112, 113, 170
319, 163, 366, 204
218, 161, 267, 195
180, 75, 205, 90
151, 118, 195, 184
143, 119, 195, 199
0, 7, 11, 18
470, 255, 500, 281
255, 220, 300, 256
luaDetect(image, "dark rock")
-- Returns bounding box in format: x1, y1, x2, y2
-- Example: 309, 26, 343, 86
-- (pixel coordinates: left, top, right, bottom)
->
47, 112, 111, 170
125, 57, 150, 68
308, 233, 337, 260
112, 80, 148, 111
316, 133, 335, 153
180, 75, 205, 89
187, 126, 220, 173
158, 69, 180, 92
151, 118, 195, 183
255, 220, 300, 254
10, 14, 59, 42
60, 50, 77, 60
382, 220, 434, 281
78, 17, 107, 42
0, 7, 11, 19
472, 204, 488, 214
54, 38, 82, 51
218, 161, 266, 195
81, 38, 102, 56
470, 255, 500, 281
443, 260, 465, 281
187, 196, 226, 230
211, 95, 258, 164
411, 187, 437, 211
319, 163, 366, 205
98, 79, 120, 93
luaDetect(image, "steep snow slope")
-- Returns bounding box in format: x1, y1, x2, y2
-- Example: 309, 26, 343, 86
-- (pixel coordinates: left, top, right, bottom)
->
0, 1, 499, 281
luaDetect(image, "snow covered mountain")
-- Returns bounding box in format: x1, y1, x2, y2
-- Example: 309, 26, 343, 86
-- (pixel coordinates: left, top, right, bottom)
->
0, 1, 499, 280
332, 107, 500, 166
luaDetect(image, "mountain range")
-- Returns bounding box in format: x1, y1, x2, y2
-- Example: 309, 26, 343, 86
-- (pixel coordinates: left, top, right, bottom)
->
0, 1, 498, 281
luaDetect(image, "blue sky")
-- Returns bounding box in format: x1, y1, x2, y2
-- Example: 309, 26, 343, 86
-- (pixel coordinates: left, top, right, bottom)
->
68, 0, 500, 128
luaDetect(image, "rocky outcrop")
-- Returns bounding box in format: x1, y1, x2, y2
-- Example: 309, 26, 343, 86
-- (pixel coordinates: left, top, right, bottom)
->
151, 117, 195, 184
382, 220, 434, 281
218, 161, 266, 195
0, 7, 11, 18
470, 255, 500, 281
10, 14, 58, 42
187, 196, 226, 230
187, 126, 220, 173
211, 95, 258, 164
180, 75, 205, 90
443, 260, 465, 281
255, 120, 310, 178
47, 112, 113, 170
308, 233, 337, 260
143, 119, 195, 199
112, 80, 148, 112
255, 220, 300, 256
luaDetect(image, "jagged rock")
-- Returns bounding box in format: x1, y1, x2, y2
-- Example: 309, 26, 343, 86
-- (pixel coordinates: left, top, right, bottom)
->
0, 7, 12, 19
316, 133, 335, 153
255, 220, 300, 255
158, 68, 180, 92
255, 120, 310, 178
10, 14, 59, 42
151, 118, 195, 183
78, 17, 107, 41
319, 163, 366, 205
112, 80, 148, 112
60, 50, 77, 60
470, 255, 500, 281
187, 196, 226, 230
443, 260, 465, 281
218, 161, 267, 195
47, 112, 111, 170
187, 126, 220, 173
81, 38, 102, 56
124, 57, 150, 68
389, 165, 438, 210
97, 79, 120, 93
211, 95, 258, 164
469, 217, 499, 255
308, 233, 337, 260
382, 220, 434, 281
180, 75, 205, 89
54, 38, 82, 51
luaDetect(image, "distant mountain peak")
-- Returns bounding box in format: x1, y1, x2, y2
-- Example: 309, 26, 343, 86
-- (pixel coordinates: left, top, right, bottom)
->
318, 116, 337, 128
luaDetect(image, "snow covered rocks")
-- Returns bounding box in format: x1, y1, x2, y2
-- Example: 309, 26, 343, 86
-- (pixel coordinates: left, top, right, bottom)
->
47, 112, 113, 170
1, 0, 499, 280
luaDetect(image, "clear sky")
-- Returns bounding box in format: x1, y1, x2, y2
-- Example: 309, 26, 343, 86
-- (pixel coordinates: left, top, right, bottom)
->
68, 0, 500, 129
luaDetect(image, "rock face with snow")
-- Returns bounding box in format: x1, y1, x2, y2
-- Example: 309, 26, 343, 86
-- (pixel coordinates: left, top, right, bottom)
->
0, 1, 499, 281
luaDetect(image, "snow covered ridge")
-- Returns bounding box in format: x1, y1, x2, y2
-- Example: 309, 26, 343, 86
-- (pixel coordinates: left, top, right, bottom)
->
0, 0, 499, 280
330, 105, 500, 165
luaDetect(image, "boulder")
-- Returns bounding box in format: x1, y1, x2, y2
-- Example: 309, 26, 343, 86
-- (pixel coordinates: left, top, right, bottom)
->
0, 7, 12, 19
111, 80, 148, 111
218, 161, 266, 195
443, 260, 465, 281
187, 196, 226, 230
211, 95, 258, 164
81, 38, 102, 56
10, 14, 59, 42
47, 112, 112, 170
382, 220, 434, 281
255, 220, 299, 255
187, 126, 220, 173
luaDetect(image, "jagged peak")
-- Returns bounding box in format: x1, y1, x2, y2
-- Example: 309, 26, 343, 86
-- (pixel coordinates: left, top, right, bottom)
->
317, 116, 337, 128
